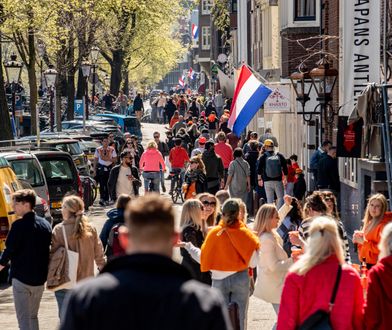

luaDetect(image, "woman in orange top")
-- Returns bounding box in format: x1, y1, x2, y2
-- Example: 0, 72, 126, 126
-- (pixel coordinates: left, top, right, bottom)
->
169, 110, 179, 128
353, 193, 392, 268
201, 199, 259, 330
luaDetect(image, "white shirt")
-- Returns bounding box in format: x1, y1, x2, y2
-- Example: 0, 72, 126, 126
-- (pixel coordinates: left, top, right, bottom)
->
94, 146, 117, 167
116, 166, 135, 197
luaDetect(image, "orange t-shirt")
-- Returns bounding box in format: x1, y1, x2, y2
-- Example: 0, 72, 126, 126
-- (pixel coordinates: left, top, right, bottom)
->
358, 212, 392, 264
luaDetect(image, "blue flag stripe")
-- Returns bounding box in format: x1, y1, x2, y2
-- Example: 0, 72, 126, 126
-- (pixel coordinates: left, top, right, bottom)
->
232, 85, 272, 136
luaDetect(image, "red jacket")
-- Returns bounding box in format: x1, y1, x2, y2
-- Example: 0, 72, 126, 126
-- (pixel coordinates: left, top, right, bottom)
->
214, 142, 233, 169
364, 255, 392, 329
277, 255, 364, 330
169, 147, 189, 168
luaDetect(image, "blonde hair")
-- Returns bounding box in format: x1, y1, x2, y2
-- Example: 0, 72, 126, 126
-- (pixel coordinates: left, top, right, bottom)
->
363, 194, 388, 234
378, 222, 392, 260
180, 199, 204, 230
238, 200, 248, 223
197, 193, 220, 226
290, 216, 344, 275
147, 140, 157, 149
254, 204, 281, 242
189, 155, 206, 174
62, 195, 91, 239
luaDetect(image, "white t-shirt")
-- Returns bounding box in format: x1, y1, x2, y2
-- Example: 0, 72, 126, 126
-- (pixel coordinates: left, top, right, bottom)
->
116, 166, 135, 197
94, 146, 117, 167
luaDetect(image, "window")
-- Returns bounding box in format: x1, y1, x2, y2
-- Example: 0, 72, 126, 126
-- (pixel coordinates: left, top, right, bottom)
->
201, 0, 212, 15
201, 26, 211, 50
231, 0, 237, 12
294, 0, 316, 21
10, 159, 45, 187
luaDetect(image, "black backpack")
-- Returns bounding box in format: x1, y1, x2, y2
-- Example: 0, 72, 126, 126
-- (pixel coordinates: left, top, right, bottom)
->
265, 152, 282, 178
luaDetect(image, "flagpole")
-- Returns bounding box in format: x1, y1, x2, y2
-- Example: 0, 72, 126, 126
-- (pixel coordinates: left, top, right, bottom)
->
245, 65, 270, 85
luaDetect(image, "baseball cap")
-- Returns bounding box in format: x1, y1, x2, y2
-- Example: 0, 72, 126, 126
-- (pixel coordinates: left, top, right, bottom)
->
222, 199, 240, 215
264, 139, 274, 147
199, 137, 207, 144
295, 168, 303, 174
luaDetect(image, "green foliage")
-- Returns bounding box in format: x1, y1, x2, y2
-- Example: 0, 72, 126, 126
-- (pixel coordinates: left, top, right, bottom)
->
211, 0, 231, 36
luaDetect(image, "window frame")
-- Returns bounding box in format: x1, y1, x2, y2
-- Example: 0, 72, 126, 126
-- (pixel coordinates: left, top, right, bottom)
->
201, 0, 212, 15
294, 0, 316, 22
201, 26, 211, 50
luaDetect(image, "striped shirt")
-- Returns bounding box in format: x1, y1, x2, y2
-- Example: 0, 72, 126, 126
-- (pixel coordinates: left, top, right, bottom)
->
299, 219, 351, 263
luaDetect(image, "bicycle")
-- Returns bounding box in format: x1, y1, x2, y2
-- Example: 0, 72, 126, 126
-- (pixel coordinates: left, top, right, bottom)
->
170, 170, 184, 204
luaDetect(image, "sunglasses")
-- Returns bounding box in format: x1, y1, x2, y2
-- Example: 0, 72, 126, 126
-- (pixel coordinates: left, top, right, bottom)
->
201, 200, 216, 207
190, 161, 198, 164
154, 136, 159, 138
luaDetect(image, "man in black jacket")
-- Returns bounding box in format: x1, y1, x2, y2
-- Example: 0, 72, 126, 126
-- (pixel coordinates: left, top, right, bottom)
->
317, 146, 340, 194
108, 151, 140, 201
60, 194, 231, 330
202, 141, 225, 195
257, 139, 288, 208
0, 189, 52, 330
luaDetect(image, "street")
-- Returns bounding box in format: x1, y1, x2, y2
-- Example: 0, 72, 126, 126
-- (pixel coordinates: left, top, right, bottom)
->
0, 122, 276, 330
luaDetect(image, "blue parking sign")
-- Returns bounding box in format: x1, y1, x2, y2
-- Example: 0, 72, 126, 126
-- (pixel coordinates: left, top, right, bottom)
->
74, 99, 84, 116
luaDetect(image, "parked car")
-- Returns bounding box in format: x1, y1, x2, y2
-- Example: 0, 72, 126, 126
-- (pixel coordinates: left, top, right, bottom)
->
0, 151, 50, 206
39, 139, 89, 175
94, 114, 142, 139
32, 150, 82, 223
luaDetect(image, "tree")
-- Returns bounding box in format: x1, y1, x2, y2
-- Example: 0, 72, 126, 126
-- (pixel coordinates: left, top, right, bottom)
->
2, 0, 49, 135
0, 4, 14, 141
99, 0, 184, 95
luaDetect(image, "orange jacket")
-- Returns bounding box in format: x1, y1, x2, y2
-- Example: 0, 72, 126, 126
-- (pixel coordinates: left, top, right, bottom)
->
200, 220, 260, 272
358, 212, 392, 265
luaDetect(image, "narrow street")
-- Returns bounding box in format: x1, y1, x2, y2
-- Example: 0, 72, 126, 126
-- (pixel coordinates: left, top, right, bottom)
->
0, 122, 277, 330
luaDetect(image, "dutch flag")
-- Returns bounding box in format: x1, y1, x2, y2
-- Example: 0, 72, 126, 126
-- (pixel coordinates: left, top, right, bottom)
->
192, 24, 199, 39
188, 68, 194, 80
228, 65, 273, 136
179, 75, 185, 87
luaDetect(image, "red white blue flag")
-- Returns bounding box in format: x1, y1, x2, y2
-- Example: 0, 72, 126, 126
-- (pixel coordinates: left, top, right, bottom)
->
192, 24, 199, 39
228, 65, 272, 136
178, 75, 185, 87
187, 68, 194, 80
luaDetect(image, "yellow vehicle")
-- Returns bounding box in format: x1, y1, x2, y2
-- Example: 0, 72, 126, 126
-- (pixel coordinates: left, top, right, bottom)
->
0, 156, 21, 252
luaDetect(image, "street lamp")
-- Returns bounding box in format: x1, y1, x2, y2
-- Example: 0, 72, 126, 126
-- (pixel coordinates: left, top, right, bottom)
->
309, 57, 339, 143
81, 59, 91, 128
44, 65, 58, 132
37, 42, 45, 93
90, 46, 100, 110
289, 63, 313, 122
4, 52, 23, 122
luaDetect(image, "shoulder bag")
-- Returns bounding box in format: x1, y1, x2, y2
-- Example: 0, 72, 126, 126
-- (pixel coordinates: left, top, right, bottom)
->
298, 265, 342, 330
54, 226, 79, 291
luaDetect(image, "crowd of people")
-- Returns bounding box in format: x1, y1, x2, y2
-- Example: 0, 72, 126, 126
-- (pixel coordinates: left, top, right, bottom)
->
1, 89, 392, 330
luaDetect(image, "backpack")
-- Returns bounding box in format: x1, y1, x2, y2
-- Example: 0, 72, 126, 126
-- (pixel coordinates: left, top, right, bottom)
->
105, 223, 126, 258
265, 152, 282, 178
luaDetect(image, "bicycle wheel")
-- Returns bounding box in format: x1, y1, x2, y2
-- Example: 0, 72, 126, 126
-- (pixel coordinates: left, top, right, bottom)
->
171, 190, 178, 203
178, 188, 184, 203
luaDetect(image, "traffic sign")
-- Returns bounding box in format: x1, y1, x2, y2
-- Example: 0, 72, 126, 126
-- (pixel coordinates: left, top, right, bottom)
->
74, 99, 84, 116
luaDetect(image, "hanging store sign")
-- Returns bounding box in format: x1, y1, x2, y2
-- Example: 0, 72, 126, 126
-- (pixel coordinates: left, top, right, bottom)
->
264, 85, 291, 113
340, 0, 380, 116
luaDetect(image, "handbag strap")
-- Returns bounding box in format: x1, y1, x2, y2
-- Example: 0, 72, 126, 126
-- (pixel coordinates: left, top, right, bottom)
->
328, 265, 342, 312
62, 225, 69, 251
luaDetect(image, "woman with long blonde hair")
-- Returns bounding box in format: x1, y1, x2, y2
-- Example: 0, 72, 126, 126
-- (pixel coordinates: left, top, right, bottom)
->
50, 195, 105, 321
197, 193, 220, 226
353, 193, 392, 268
180, 199, 210, 284
253, 204, 293, 317
277, 217, 364, 329
364, 222, 392, 329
